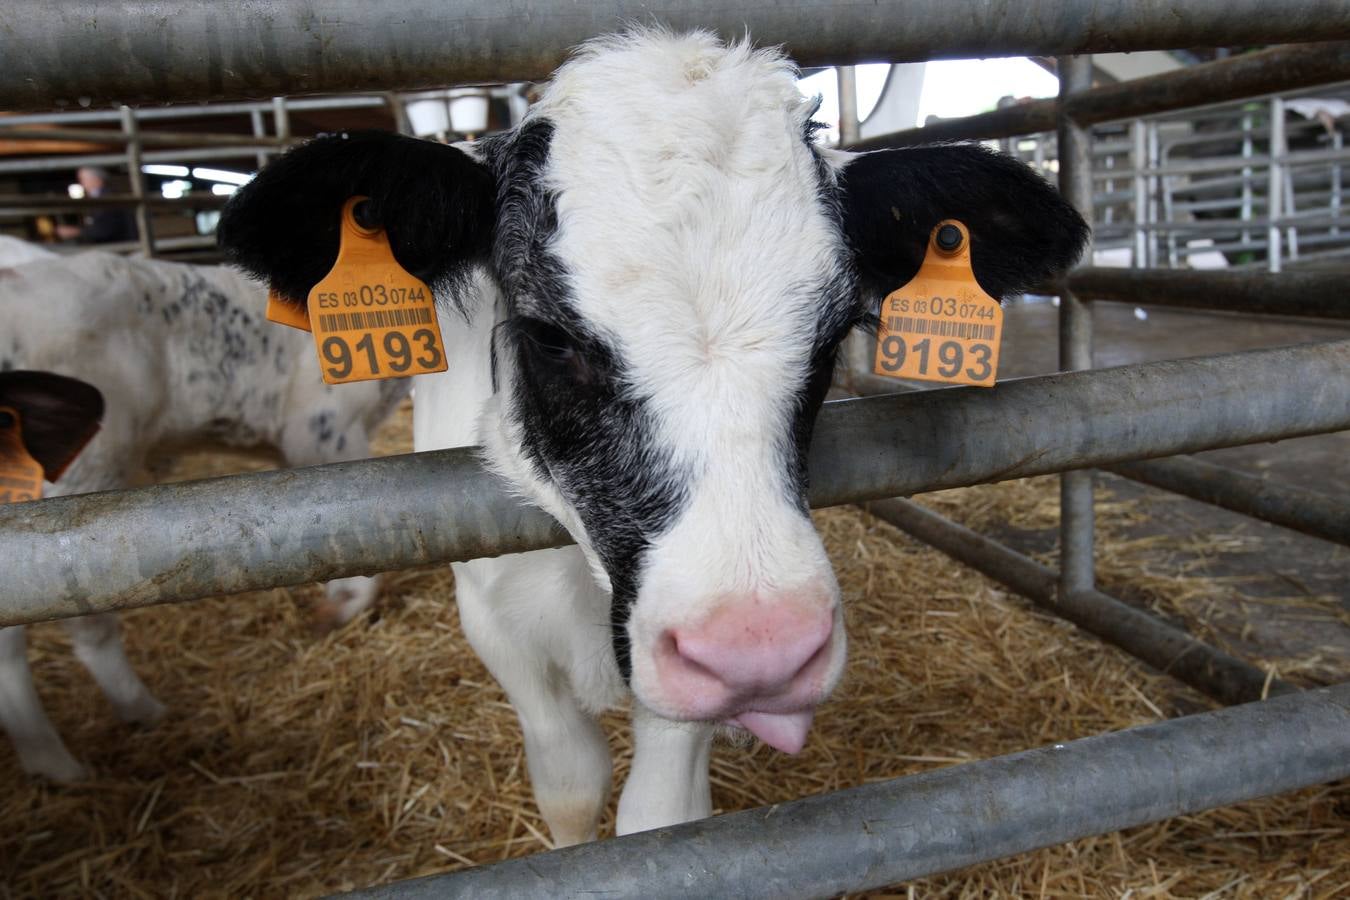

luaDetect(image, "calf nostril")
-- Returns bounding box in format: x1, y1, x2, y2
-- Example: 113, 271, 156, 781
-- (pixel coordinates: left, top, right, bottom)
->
667, 602, 834, 692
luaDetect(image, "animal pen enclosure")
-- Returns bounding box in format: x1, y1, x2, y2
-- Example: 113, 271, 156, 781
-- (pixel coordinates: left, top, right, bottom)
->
0, 2, 1347, 897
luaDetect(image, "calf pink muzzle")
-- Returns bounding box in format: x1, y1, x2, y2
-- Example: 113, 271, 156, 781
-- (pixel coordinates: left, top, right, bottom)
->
653, 590, 838, 754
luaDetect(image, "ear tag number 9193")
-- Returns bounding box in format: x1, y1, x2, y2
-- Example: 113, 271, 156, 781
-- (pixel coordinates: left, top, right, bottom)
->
0, 407, 45, 503
873, 219, 1003, 388
289, 196, 448, 384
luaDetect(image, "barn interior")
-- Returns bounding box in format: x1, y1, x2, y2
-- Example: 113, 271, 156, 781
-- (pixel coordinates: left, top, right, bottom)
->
0, 17, 1347, 900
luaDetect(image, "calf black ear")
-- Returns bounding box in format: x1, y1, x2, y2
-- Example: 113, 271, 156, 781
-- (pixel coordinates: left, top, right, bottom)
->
0, 371, 104, 481
837, 143, 1089, 301
217, 131, 496, 304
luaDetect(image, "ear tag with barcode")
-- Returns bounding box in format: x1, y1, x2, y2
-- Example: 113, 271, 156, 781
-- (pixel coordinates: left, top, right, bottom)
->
873, 219, 1003, 388
0, 407, 44, 504
303, 196, 448, 384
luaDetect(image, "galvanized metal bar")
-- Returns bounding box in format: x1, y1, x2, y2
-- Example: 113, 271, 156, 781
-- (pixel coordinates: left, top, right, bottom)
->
0, 143, 295, 175
1057, 56, 1096, 597
835, 65, 861, 146
1269, 95, 1286, 272
863, 498, 1288, 705
850, 42, 1350, 150
0, 193, 231, 215
0, 96, 389, 128
1108, 456, 1350, 547
120, 106, 154, 258
345, 683, 1350, 899
0, 126, 286, 148
1, 1, 1348, 109
1063, 267, 1350, 318
2, 341, 1347, 627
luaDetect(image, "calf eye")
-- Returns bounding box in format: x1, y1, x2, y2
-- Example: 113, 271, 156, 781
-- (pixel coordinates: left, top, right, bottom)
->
515, 317, 598, 384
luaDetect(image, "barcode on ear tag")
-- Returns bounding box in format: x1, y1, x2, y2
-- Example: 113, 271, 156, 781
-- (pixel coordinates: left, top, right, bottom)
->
873, 219, 1003, 388
305, 196, 449, 385
0, 407, 45, 503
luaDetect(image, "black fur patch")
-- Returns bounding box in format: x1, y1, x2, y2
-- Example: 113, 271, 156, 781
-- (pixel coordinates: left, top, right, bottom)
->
837, 143, 1089, 305
483, 121, 691, 679
217, 131, 497, 307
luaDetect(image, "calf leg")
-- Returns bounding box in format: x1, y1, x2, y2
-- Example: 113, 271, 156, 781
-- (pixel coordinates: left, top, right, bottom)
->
616, 702, 714, 835
455, 556, 613, 847
63, 614, 165, 725
317, 575, 384, 628
0, 626, 87, 781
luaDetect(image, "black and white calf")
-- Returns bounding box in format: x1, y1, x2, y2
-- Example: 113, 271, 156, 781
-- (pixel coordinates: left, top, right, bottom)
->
0, 247, 409, 781
220, 31, 1087, 841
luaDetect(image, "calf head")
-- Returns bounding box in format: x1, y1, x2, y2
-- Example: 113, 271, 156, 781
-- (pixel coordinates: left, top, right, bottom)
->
219, 31, 1086, 751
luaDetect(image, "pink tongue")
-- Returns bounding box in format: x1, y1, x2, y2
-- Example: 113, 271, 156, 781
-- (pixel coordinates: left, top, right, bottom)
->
734, 710, 815, 754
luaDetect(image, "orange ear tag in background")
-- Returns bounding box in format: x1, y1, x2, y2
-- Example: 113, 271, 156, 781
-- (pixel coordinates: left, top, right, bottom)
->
267, 290, 312, 331
0, 407, 45, 504
873, 219, 1003, 388
304, 196, 449, 384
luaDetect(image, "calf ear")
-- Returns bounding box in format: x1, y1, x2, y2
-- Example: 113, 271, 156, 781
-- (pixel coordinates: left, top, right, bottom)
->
217, 131, 496, 304
0, 371, 104, 481
837, 143, 1089, 301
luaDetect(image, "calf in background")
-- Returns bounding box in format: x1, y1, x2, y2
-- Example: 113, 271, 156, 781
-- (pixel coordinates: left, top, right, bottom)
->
0, 248, 408, 781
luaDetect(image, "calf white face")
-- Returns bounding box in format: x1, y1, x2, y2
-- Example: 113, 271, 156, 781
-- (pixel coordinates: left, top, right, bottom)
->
219, 31, 1087, 751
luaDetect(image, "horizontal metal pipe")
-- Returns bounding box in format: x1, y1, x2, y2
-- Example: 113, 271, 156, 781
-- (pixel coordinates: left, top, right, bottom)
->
0, 96, 390, 128
3, 341, 1349, 625
851, 100, 1058, 150
0, 143, 283, 175
346, 683, 1350, 899
0, 192, 230, 216
3, 342, 1349, 626
1108, 456, 1350, 547
0, 126, 288, 148
2, 1, 1349, 109
1063, 268, 1350, 318
863, 498, 1288, 705
851, 41, 1350, 150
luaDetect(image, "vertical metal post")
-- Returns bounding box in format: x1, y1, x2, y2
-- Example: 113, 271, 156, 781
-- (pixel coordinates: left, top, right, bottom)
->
249, 108, 269, 170
120, 105, 154, 258
1131, 118, 1148, 266
1146, 120, 1160, 267
1268, 96, 1284, 272
1056, 55, 1095, 597
1240, 111, 1254, 247
385, 92, 413, 136
1332, 128, 1343, 239
834, 68, 869, 390
272, 96, 291, 142
837, 65, 860, 146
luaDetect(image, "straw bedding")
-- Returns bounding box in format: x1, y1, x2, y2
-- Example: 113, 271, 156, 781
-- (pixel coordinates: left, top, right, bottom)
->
2, 399, 1345, 898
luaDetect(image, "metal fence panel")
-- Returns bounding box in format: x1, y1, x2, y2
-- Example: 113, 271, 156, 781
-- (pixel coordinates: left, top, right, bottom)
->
2, 1, 1350, 109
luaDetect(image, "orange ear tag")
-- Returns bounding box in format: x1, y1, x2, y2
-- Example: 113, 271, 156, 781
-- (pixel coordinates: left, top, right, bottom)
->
0, 407, 44, 504
304, 196, 448, 384
873, 219, 1003, 388
267, 290, 312, 331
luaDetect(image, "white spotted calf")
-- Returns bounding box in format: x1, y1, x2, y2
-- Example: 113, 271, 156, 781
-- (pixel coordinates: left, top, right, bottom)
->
219, 31, 1087, 842
0, 246, 409, 780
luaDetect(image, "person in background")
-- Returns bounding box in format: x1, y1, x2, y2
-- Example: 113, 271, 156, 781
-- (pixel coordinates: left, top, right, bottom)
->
55, 166, 138, 244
